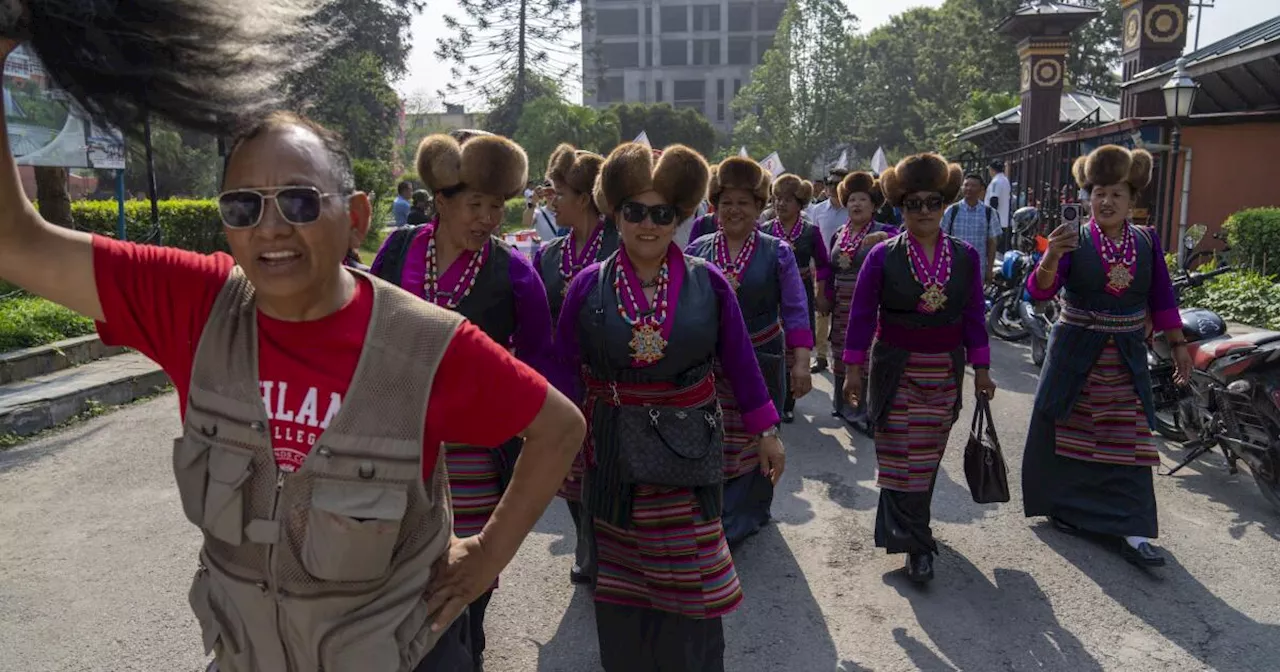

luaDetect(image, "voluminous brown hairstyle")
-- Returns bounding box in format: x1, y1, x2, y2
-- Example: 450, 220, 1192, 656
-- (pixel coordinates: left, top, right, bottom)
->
416, 133, 528, 200
546, 144, 605, 196
879, 153, 964, 206
836, 171, 883, 207
771, 174, 813, 204
708, 157, 770, 206
594, 143, 710, 219
1072, 145, 1154, 193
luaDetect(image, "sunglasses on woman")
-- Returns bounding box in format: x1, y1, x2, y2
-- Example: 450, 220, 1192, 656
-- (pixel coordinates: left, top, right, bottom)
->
902, 196, 945, 213
620, 201, 678, 226
217, 186, 342, 229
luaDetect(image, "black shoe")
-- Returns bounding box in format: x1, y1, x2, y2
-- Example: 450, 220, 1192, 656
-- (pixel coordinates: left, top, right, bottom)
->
811, 357, 828, 374
570, 569, 593, 585
1120, 540, 1167, 568
782, 410, 795, 423
905, 553, 934, 583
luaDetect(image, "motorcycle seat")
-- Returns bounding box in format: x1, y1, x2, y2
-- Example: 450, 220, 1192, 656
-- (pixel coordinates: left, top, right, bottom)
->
1188, 333, 1280, 370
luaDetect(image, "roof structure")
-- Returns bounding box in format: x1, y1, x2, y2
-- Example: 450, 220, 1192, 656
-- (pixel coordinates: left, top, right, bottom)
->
1124, 13, 1280, 114
995, 1, 1102, 38
955, 91, 1121, 143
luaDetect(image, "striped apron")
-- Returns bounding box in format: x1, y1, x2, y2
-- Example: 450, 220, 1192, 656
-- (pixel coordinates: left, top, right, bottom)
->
582, 374, 743, 619
874, 351, 960, 492
716, 320, 784, 479
1053, 306, 1157, 467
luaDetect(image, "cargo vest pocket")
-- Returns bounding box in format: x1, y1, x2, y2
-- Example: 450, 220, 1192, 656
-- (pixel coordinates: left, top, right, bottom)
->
189, 568, 249, 669
173, 438, 211, 526
204, 446, 254, 546
303, 479, 408, 582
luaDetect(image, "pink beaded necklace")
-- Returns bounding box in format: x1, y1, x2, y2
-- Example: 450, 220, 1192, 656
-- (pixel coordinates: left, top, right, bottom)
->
559, 218, 605, 295
905, 234, 953, 313
713, 230, 758, 291
424, 228, 489, 309
613, 253, 671, 365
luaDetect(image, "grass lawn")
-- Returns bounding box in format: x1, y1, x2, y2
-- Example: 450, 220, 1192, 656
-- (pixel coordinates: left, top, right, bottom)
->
0, 295, 96, 353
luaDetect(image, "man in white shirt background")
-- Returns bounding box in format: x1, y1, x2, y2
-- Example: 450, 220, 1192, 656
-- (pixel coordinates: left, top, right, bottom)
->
986, 159, 1012, 253
804, 168, 849, 373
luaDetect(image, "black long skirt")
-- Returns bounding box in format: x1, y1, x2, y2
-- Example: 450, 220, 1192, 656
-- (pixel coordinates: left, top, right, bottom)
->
566, 499, 597, 581
1023, 410, 1159, 538
722, 468, 774, 546
412, 608, 476, 671
595, 602, 725, 672
874, 485, 939, 555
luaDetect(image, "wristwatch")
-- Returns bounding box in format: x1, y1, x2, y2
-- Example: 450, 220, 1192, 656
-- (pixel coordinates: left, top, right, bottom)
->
760, 426, 779, 439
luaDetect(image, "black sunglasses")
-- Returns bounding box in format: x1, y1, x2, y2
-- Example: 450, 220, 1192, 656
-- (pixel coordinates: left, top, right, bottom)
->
620, 201, 678, 226
217, 186, 342, 229
902, 196, 946, 213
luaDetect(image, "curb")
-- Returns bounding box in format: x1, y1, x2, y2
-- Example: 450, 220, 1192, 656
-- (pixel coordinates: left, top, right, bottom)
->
0, 335, 128, 385
0, 363, 171, 438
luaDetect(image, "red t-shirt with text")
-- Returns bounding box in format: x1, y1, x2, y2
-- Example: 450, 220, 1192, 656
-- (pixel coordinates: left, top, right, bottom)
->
91, 236, 548, 478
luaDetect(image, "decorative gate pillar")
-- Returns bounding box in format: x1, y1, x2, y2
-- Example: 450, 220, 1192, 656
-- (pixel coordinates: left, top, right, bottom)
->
1120, 0, 1191, 117
997, 2, 1102, 146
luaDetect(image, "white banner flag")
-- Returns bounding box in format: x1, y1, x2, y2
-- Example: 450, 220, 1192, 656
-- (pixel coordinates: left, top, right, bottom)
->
833, 149, 849, 171
759, 152, 785, 177
634, 130, 651, 147
871, 147, 889, 175
738, 146, 749, 157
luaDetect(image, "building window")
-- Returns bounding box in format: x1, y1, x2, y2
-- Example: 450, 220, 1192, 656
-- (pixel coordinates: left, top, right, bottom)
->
661, 40, 688, 66
757, 3, 784, 32
692, 39, 720, 66
734, 79, 742, 96
646, 7, 653, 34
656, 80, 664, 102
673, 79, 705, 106
716, 79, 725, 122
728, 3, 752, 32
595, 9, 640, 36
717, 102, 725, 122
661, 6, 688, 32
727, 36, 752, 65
597, 76, 625, 103
639, 80, 647, 102
692, 5, 721, 32
600, 42, 640, 69
646, 42, 654, 67
757, 36, 773, 64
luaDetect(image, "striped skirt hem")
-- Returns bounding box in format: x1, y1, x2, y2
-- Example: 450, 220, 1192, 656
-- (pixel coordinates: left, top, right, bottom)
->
874, 352, 958, 493
1054, 342, 1157, 467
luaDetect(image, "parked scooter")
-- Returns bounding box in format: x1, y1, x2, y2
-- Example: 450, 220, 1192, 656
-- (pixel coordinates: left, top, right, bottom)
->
1151, 227, 1280, 512
986, 207, 1045, 345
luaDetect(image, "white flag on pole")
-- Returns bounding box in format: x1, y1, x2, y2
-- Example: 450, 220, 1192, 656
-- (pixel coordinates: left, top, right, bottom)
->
738, 146, 749, 158
759, 152, 785, 177
871, 146, 889, 175
634, 131, 651, 147
834, 149, 849, 170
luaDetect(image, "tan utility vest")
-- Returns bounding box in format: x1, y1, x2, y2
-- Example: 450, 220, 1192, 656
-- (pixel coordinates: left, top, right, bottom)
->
173, 268, 462, 672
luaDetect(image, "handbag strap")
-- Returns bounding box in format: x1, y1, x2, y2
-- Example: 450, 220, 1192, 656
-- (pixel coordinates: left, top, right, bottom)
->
974, 395, 1003, 453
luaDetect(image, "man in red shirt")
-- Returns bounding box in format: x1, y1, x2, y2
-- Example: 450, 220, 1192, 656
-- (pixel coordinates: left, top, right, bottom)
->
0, 45, 584, 672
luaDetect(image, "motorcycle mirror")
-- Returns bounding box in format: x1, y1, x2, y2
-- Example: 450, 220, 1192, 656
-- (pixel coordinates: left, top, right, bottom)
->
1184, 224, 1207, 249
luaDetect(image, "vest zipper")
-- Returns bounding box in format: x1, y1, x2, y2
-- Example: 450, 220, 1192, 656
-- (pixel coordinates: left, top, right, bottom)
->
266, 469, 295, 672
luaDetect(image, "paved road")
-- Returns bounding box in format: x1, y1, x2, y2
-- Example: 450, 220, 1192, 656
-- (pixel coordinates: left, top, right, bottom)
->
2, 340, 1278, 672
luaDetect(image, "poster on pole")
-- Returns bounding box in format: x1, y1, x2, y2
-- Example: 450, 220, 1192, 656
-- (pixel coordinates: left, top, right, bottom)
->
4, 44, 126, 169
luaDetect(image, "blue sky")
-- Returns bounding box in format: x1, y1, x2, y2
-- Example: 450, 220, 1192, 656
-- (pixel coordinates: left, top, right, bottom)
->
396, 1, 1279, 107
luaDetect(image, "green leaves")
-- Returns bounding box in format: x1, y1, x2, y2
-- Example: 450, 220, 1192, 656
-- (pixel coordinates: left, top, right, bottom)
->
1223, 207, 1280, 277
607, 104, 718, 158
515, 97, 621, 178
0, 296, 96, 353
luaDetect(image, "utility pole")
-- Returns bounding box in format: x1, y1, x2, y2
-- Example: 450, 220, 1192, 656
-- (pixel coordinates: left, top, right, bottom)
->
1189, 0, 1214, 51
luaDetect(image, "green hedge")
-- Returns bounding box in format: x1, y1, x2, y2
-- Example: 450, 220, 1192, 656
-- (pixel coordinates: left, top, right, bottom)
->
1223, 207, 1280, 277
0, 296, 96, 352
72, 199, 227, 253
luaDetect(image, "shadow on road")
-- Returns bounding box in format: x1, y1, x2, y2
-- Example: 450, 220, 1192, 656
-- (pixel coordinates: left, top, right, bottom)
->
0, 423, 110, 475
727, 523, 843, 671
533, 586, 598, 671
1156, 442, 1280, 543
884, 543, 1104, 672
533, 498, 577, 558
1034, 524, 1280, 672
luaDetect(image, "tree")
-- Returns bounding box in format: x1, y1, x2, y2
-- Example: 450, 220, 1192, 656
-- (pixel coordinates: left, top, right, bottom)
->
1067, 0, 1123, 97
607, 103, 718, 157
436, 0, 580, 129
730, 0, 861, 174
123, 124, 220, 199
515, 96, 620, 176
308, 51, 402, 160
34, 167, 73, 227
483, 72, 564, 138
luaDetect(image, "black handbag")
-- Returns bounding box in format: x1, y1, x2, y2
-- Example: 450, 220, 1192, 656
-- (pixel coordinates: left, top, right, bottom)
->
594, 269, 725, 488
963, 395, 1010, 504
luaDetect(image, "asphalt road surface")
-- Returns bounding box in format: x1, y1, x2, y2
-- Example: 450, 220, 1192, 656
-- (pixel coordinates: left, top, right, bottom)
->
2, 339, 1278, 672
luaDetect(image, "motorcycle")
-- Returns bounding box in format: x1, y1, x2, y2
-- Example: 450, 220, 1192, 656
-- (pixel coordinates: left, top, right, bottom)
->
985, 207, 1044, 343
1018, 292, 1059, 368
1151, 227, 1280, 512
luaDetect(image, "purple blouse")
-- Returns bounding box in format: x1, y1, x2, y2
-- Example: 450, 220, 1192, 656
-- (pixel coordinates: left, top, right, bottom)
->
683, 236, 815, 349
1025, 223, 1181, 332
372, 225, 554, 371
552, 250, 781, 434
841, 239, 991, 367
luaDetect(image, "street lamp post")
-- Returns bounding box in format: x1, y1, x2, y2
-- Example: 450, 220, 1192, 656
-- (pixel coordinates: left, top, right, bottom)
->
1161, 57, 1199, 267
